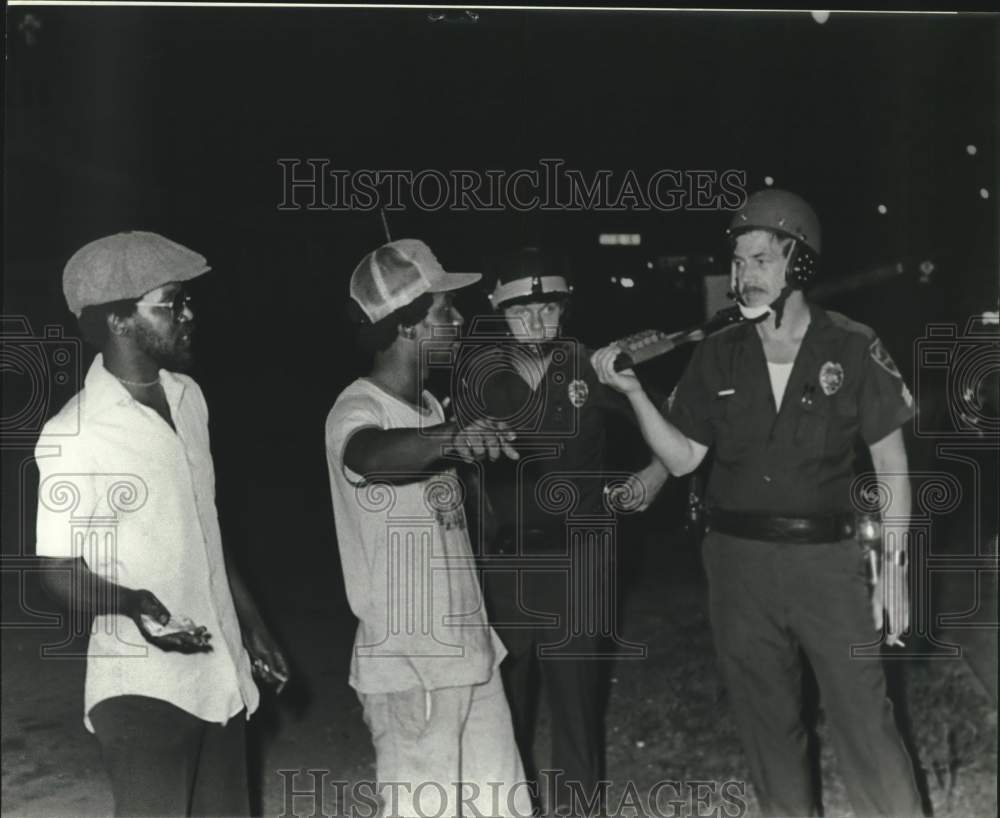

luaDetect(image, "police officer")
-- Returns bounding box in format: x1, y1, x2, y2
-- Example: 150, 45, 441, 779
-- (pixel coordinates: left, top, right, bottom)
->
592, 191, 922, 817
460, 247, 669, 816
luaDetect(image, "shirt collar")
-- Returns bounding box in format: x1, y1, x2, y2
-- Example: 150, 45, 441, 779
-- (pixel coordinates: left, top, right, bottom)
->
83, 353, 187, 418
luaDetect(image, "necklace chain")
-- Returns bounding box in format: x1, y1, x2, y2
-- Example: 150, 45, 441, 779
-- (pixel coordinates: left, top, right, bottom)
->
115, 374, 161, 388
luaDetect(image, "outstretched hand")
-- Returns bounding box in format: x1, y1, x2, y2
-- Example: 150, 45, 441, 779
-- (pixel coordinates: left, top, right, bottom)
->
127, 589, 213, 654
448, 419, 519, 463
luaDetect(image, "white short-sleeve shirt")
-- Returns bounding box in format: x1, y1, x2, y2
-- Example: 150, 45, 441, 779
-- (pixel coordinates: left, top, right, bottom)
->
34, 354, 259, 731
325, 378, 504, 694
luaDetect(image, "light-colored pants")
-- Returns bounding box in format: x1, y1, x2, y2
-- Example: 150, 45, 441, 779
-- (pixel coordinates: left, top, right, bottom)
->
360, 671, 532, 818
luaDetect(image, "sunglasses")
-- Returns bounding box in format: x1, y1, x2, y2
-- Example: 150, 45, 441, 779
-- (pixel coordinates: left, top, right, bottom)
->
134, 291, 193, 321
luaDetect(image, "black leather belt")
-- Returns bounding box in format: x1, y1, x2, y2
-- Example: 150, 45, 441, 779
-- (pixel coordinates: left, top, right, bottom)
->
706, 508, 857, 544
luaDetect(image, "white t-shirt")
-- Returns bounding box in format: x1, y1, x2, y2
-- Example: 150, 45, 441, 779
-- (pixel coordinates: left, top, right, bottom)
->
325, 378, 504, 694
767, 361, 795, 410
35, 355, 259, 732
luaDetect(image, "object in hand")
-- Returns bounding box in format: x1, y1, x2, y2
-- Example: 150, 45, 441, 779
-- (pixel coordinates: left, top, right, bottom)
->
140, 613, 204, 639
251, 656, 289, 694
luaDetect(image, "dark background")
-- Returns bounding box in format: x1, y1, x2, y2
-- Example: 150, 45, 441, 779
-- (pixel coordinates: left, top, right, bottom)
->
3, 6, 998, 590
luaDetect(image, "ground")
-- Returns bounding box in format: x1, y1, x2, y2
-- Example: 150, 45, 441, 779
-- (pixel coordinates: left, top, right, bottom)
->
2, 531, 996, 818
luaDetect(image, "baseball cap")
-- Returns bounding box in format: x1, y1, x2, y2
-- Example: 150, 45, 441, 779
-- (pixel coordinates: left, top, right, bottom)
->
63, 231, 211, 317
349, 239, 481, 324
484, 247, 573, 309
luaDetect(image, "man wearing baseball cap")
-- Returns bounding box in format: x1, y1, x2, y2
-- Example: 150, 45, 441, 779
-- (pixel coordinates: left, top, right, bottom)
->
325, 239, 531, 817
36, 231, 289, 816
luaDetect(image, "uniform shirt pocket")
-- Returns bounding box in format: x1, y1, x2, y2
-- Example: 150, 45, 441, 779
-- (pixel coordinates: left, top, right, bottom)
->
794, 401, 830, 448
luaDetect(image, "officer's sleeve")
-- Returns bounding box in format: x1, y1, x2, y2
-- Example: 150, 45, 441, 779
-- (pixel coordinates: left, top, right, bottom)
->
860, 336, 915, 445
666, 341, 716, 447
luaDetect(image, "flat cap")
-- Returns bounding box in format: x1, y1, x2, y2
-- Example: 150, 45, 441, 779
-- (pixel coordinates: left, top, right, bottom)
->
63, 231, 211, 317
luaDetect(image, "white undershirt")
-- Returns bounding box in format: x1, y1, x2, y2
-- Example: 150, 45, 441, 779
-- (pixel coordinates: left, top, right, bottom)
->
767, 361, 795, 410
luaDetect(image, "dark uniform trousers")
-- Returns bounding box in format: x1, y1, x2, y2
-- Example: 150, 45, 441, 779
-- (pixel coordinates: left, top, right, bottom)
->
484, 546, 608, 815
90, 695, 250, 817
703, 531, 922, 817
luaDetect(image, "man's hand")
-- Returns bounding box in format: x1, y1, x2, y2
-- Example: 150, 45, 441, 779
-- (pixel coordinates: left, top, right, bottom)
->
871, 551, 909, 647
245, 625, 291, 694
126, 589, 213, 654
447, 419, 519, 463
591, 346, 643, 395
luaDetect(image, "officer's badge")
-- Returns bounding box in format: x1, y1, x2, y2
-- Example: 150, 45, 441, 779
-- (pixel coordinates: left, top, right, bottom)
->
819, 361, 844, 396
568, 379, 589, 408
869, 338, 903, 379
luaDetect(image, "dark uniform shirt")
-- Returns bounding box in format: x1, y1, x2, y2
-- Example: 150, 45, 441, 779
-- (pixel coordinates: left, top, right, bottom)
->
466, 340, 633, 548
668, 305, 914, 515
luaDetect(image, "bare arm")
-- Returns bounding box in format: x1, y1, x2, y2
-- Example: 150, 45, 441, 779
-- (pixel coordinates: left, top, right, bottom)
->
868, 427, 911, 642
869, 428, 911, 530
591, 347, 708, 477
39, 556, 211, 653
344, 420, 518, 481
223, 550, 290, 691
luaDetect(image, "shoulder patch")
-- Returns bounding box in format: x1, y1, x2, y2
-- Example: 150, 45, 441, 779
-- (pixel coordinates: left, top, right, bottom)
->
868, 337, 903, 379
826, 310, 877, 340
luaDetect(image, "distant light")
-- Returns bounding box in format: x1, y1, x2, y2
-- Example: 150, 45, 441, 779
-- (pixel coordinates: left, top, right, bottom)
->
764, 175, 774, 186
610, 276, 618, 283
980, 188, 990, 200
810, 11, 830, 24
598, 233, 642, 246
678, 264, 686, 273
966, 144, 978, 156
877, 204, 888, 215
918, 260, 935, 284
646, 261, 654, 270
620, 277, 636, 289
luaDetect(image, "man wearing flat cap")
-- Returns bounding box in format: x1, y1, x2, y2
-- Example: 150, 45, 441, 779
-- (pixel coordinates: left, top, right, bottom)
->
35, 231, 289, 817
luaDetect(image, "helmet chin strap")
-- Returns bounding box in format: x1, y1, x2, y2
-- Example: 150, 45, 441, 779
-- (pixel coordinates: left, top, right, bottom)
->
730, 241, 797, 329
765, 285, 793, 329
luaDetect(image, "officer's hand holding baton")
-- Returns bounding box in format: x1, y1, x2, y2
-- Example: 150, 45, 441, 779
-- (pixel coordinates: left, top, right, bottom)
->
591, 346, 644, 395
